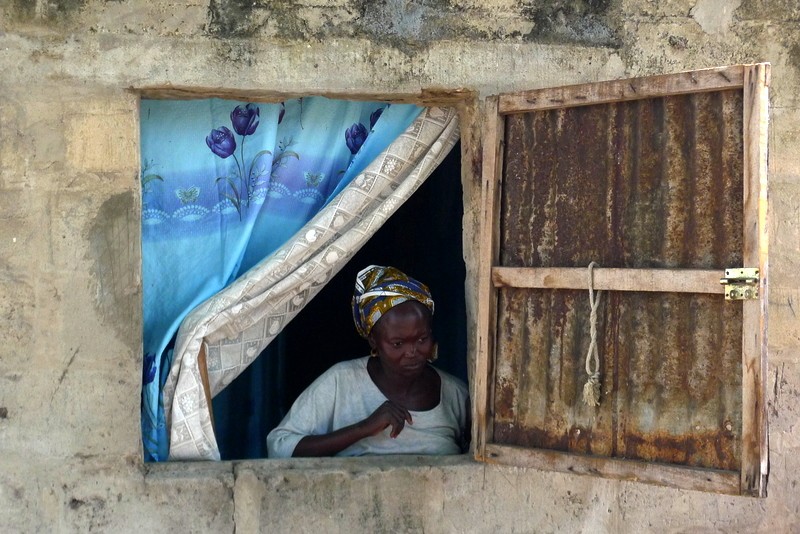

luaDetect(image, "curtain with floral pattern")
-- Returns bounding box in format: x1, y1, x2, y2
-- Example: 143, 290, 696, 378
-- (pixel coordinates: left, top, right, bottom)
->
140, 97, 425, 461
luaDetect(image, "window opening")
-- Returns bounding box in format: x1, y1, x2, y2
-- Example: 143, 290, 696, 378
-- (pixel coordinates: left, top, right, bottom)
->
140, 97, 462, 461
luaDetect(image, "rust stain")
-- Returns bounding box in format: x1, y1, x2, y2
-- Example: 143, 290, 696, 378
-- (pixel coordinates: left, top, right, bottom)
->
493, 89, 744, 471
494, 422, 570, 451
623, 426, 738, 470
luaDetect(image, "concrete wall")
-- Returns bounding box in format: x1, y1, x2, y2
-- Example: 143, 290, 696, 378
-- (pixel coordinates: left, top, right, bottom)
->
1, 0, 798, 532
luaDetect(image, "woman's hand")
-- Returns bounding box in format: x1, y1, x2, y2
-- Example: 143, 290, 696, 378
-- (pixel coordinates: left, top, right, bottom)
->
291, 401, 412, 457
361, 401, 413, 438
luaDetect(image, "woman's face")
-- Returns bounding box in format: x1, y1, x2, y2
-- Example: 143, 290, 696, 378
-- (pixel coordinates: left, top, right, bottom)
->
369, 300, 434, 378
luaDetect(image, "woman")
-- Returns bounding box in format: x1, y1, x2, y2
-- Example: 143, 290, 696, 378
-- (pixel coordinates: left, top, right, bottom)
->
267, 265, 470, 458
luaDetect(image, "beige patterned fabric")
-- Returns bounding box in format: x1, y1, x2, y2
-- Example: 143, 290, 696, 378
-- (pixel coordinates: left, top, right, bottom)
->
162, 106, 460, 460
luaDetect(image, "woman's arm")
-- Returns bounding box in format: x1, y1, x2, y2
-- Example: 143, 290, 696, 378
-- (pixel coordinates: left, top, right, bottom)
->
267, 362, 414, 458
292, 400, 412, 457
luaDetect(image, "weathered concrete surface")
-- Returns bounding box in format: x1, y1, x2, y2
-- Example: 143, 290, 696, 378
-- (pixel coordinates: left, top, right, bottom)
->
0, 0, 799, 532
230, 452, 797, 533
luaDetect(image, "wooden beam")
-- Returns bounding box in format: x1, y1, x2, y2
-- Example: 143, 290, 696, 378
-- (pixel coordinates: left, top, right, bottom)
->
473, 96, 503, 461
483, 444, 741, 495
740, 62, 771, 498
499, 65, 745, 113
492, 266, 726, 294
135, 85, 475, 106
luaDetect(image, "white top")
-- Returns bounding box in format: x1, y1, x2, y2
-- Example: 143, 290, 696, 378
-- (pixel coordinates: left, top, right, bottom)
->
267, 356, 469, 458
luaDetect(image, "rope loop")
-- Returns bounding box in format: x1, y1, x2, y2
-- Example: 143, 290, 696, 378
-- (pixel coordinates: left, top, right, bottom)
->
583, 262, 602, 407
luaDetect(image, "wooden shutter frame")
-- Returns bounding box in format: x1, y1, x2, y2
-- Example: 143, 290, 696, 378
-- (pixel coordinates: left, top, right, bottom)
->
474, 64, 770, 496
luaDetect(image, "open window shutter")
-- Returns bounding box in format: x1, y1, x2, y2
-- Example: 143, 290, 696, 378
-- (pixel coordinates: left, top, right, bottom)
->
474, 64, 769, 496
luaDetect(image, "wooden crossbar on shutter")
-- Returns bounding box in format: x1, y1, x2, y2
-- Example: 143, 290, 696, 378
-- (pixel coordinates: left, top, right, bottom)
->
474, 64, 770, 496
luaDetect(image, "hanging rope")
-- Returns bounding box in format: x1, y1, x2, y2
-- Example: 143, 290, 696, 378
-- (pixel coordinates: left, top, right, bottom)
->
583, 262, 602, 407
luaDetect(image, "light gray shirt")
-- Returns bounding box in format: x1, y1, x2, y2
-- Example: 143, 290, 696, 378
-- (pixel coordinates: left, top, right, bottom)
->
267, 356, 469, 458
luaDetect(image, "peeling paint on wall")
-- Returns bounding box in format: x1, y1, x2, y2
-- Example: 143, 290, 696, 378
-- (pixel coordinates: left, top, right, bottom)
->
202, 0, 618, 49
690, 0, 742, 35
520, 0, 618, 47
206, 0, 271, 38
786, 43, 800, 74
5, 0, 88, 21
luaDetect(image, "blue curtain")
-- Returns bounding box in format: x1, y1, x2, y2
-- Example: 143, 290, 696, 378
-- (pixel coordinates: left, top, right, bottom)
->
140, 97, 422, 461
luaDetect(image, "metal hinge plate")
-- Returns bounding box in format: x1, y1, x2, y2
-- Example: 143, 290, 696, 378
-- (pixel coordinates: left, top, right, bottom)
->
720, 267, 760, 300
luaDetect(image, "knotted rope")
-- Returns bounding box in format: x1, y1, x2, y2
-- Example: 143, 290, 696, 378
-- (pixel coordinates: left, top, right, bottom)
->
582, 262, 602, 407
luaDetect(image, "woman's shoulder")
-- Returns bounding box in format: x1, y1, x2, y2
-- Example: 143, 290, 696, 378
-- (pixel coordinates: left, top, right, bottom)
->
328, 356, 370, 372
315, 356, 370, 382
299, 356, 371, 397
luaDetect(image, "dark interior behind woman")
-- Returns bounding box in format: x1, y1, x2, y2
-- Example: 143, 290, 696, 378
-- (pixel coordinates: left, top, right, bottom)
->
267, 265, 470, 457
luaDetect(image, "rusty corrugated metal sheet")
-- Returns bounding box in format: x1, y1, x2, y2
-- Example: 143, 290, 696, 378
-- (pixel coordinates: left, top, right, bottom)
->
493, 90, 743, 470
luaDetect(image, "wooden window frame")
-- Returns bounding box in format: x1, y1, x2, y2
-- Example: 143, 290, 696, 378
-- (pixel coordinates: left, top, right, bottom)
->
474, 64, 770, 496
137, 89, 476, 465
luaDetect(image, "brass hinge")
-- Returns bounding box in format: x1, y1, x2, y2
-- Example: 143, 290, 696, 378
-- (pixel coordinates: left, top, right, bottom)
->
720, 268, 760, 300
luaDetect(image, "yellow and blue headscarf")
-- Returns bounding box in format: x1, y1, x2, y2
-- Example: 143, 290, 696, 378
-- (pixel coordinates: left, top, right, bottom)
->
352, 265, 435, 338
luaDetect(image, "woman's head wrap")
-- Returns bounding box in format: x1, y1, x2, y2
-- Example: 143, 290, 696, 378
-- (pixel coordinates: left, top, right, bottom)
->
352, 265, 434, 338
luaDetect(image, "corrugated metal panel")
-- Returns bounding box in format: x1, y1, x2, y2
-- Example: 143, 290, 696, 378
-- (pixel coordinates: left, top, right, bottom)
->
494, 90, 743, 470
